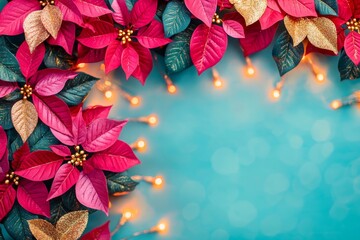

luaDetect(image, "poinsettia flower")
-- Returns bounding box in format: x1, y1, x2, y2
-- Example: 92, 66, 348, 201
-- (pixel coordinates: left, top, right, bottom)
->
0, 129, 51, 221
259, 0, 284, 30
77, 0, 171, 84
15, 105, 140, 214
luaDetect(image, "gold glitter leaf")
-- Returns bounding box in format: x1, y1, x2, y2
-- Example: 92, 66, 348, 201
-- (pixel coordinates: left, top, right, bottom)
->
28, 219, 59, 240
41, 5, 63, 39
56, 210, 89, 240
11, 100, 38, 142
23, 10, 50, 53
229, 0, 267, 26
306, 17, 338, 54
284, 16, 308, 46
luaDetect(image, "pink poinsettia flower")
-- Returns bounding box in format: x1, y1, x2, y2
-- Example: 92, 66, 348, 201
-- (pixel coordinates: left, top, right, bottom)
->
0, 128, 51, 221
77, 0, 171, 84
15, 105, 140, 214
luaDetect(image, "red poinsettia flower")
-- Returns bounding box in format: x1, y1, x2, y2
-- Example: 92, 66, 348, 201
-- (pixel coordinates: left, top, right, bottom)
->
0, 127, 51, 221
15, 105, 140, 214
77, 0, 171, 84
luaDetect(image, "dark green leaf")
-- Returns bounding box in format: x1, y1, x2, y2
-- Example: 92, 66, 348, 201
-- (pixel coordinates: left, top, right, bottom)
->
272, 25, 304, 76
0, 37, 24, 83
0, 0, 7, 11
0, 227, 4, 240
48, 199, 68, 224
6, 128, 22, 161
57, 72, 98, 106
338, 50, 360, 80
163, 0, 191, 38
28, 122, 60, 151
3, 202, 38, 240
315, 0, 338, 16
0, 99, 13, 130
44, 46, 75, 70
61, 188, 95, 212
165, 24, 196, 74
107, 173, 138, 195
2, 90, 22, 102
126, 0, 136, 10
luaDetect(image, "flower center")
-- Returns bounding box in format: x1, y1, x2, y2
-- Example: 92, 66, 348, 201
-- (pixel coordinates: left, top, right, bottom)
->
39, 0, 55, 7
68, 145, 87, 166
118, 28, 133, 45
346, 18, 359, 32
4, 171, 20, 186
20, 84, 33, 100
212, 13, 222, 24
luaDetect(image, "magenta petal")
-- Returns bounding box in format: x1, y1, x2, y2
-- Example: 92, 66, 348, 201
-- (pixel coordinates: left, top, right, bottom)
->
57, 0, 84, 26
0, 185, 16, 221
16, 150, 63, 181
34, 69, 77, 96
0, 149, 9, 182
17, 180, 50, 218
0, 126, 8, 160
0, 81, 18, 98
190, 24, 228, 75
72, 108, 87, 145
344, 31, 360, 66
130, 0, 158, 29
75, 170, 109, 215
73, 0, 112, 18
136, 20, 172, 48
104, 40, 124, 74
81, 221, 110, 240
90, 140, 140, 172
77, 44, 107, 64
222, 20, 245, 39
121, 44, 139, 79
50, 145, 71, 157
112, 0, 130, 25
83, 105, 112, 126
0, 0, 40, 35
277, 0, 316, 17
131, 42, 153, 84
259, 0, 284, 30
78, 20, 118, 49
47, 21, 76, 55
184, 0, 216, 27
83, 119, 127, 152
48, 164, 80, 200
217, 0, 232, 10
16, 42, 45, 79
12, 142, 31, 170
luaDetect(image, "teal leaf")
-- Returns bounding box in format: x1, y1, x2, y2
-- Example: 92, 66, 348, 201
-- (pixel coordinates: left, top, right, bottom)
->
107, 173, 138, 195
126, 0, 136, 10
3, 202, 38, 240
0, 228, 4, 240
272, 25, 304, 76
28, 122, 60, 151
338, 50, 360, 81
0, 99, 14, 130
0, 37, 24, 83
48, 199, 68, 225
0, 0, 7, 11
315, 0, 338, 16
6, 128, 22, 161
62, 187, 87, 211
163, 0, 191, 38
57, 72, 98, 106
165, 24, 195, 74
2, 90, 22, 102
44, 46, 75, 70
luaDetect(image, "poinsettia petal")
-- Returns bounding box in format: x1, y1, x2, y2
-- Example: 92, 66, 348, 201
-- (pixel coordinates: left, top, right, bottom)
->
337, 0, 354, 21
0, 0, 40, 35
47, 164, 80, 200
34, 69, 77, 96
73, 0, 112, 18
121, 44, 139, 79
78, 20, 118, 49
57, 0, 84, 26
190, 24, 228, 75
50, 145, 71, 157
83, 119, 127, 152
15, 150, 63, 181
344, 31, 360, 66
72, 108, 87, 145
0, 81, 18, 98
105, 40, 124, 74
222, 19, 245, 39
17, 180, 50, 218
47, 21, 76, 55
259, 0, 284, 30
77, 44, 107, 64
218, 0, 233, 10
83, 105, 112, 125
131, 42, 153, 84
89, 140, 140, 172
184, 0, 216, 27
0, 185, 16, 221
0, 150, 9, 182
0, 127, 7, 160
12, 142, 31, 170
277, 0, 317, 17
137, 20, 172, 48
112, 0, 130, 25
16, 42, 45, 79
75, 169, 109, 215
130, 0, 158, 29
81, 221, 110, 240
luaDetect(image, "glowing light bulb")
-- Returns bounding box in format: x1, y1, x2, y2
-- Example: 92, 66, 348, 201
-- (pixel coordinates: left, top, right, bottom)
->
214, 79, 223, 88
316, 73, 324, 82
77, 63, 86, 68
105, 90, 113, 99
124, 211, 133, 220
148, 115, 158, 126
247, 66, 255, 75
272, 89, 281, 99
130, 96, 140, 106
167, 84, 177, 94
330, 100, 342, 110
154, 176, 163, 187
137, 140, 145, 149
104, 80, 112, 86
157, 223, 166, 232
302, 55, 306, 61
100, 63, 105, 72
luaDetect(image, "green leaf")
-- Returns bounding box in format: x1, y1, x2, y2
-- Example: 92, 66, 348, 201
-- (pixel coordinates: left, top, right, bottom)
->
338, 50, 360, 81
0, 0, 7, 11
44, 46, 75, 70
0, 99, 14, 130
2, 90, 22, 102
0, 37, 24, 83
6, 128, 22, 161
272, 25, 304, 76
163, 0, 191, 38
315, 0, 338, 16
107, 173, 138, 195
3, 202, 38, 240
57, 72, 98, 106
0, 228, 4, 240
48, 199, 68, 225
126, 0, 136, 10
165, 24, 195, 74
28, 122, 60, 151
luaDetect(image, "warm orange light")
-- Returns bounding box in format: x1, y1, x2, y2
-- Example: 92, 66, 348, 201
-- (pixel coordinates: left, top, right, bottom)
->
316, 73, 324, 82
123, 211, 133, 220
167, 84, 177, 94
77, 63, 86, 68
109, 201, 112, 208
137, 139, 146, 149
100, 63, 105, 71
130, 96, 140, 106
330, 100, 342, 110
154, 176, 163, 186
104, 90, 113, 99
302, 55, 306, 61
247, 66, 255, 75
104, 80, 112, 86
157, 223, 166, 232
272, 89, 281, 99
148, 115, 158, 126
214, 79, 223, 88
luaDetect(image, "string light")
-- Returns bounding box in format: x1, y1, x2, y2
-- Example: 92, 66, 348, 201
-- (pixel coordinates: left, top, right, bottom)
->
245, 57, 255, 76
120, 221, 167, 240
212, 68, 224, 89
163, 74, 177, 94
130, 138, 147, 151
330, 91, 360, 110
302, 55, 326, 83
131, 176, 164, 188
272, 89, 281, 99
128, 114, 159, 127
76, 63, 86, 69
118, 89, 141, 107
271, 77, 285, 100
111, 210, 134, 237
105, 90, 113, 99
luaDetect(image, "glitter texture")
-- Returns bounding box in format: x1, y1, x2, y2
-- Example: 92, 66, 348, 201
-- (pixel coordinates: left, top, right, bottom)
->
40, 4, 63, 39
23, 10, 50, 53
230, 0, 267, 26
28, 219, 58, 240
56, 210, 89, 240
284, 16, 308, 46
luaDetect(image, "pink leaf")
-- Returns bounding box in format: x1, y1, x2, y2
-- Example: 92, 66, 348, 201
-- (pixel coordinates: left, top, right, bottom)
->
131, 42, 153, 84
0, 185, 16, 221
90, 140, 140, 172
112, 0, 130, 25
72, 108, 87, 145
0, 0, 40, 35
78, 20, 118, 49
0, 150, 9, 182
259, 0, 284, 30
77, 44, 107, 64
57, 0, 84, 26
16, 42, 45, 79
73, 0, 112, 17
0, 127, 7, 161
47, 21, 76, 55
83, 119, 127, 152
12, 143, 30, 170
83, 105, 112, 125
17, 180, 50, 218
337, 0, 354, 21
75, 170, 109, 215
32, 95, 74, 145
277, 0, 317, 17
34, 69, 77, 96
81, 221, 110, 240
121, 44, 139, 79
0, 81, 18, 98
217, 0, 232, 10
184, 0, 217, 27
136, 20, 172, 48
105, 40, 124, 74
16, 150, 63, 181
344, 31, 360, 66
222, 15, 245, 39
47, 164, 80, 200
190, 24, 228, 75
50, 145, 71, 157
130, 0, 158, 29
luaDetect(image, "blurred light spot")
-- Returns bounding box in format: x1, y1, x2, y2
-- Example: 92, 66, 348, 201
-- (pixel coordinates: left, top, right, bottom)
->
182, 203, 200, 221
261, 215, 283, 236
211, 229, 229, 240
329, 203, 349, 221
180, 181, 206, 202
311, 120, 331, 142
264, 173, 290, 195
228, 201, 257, 227
299, 163, 321, 189
211, 148, 239, 175
289, 135, 303, 149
